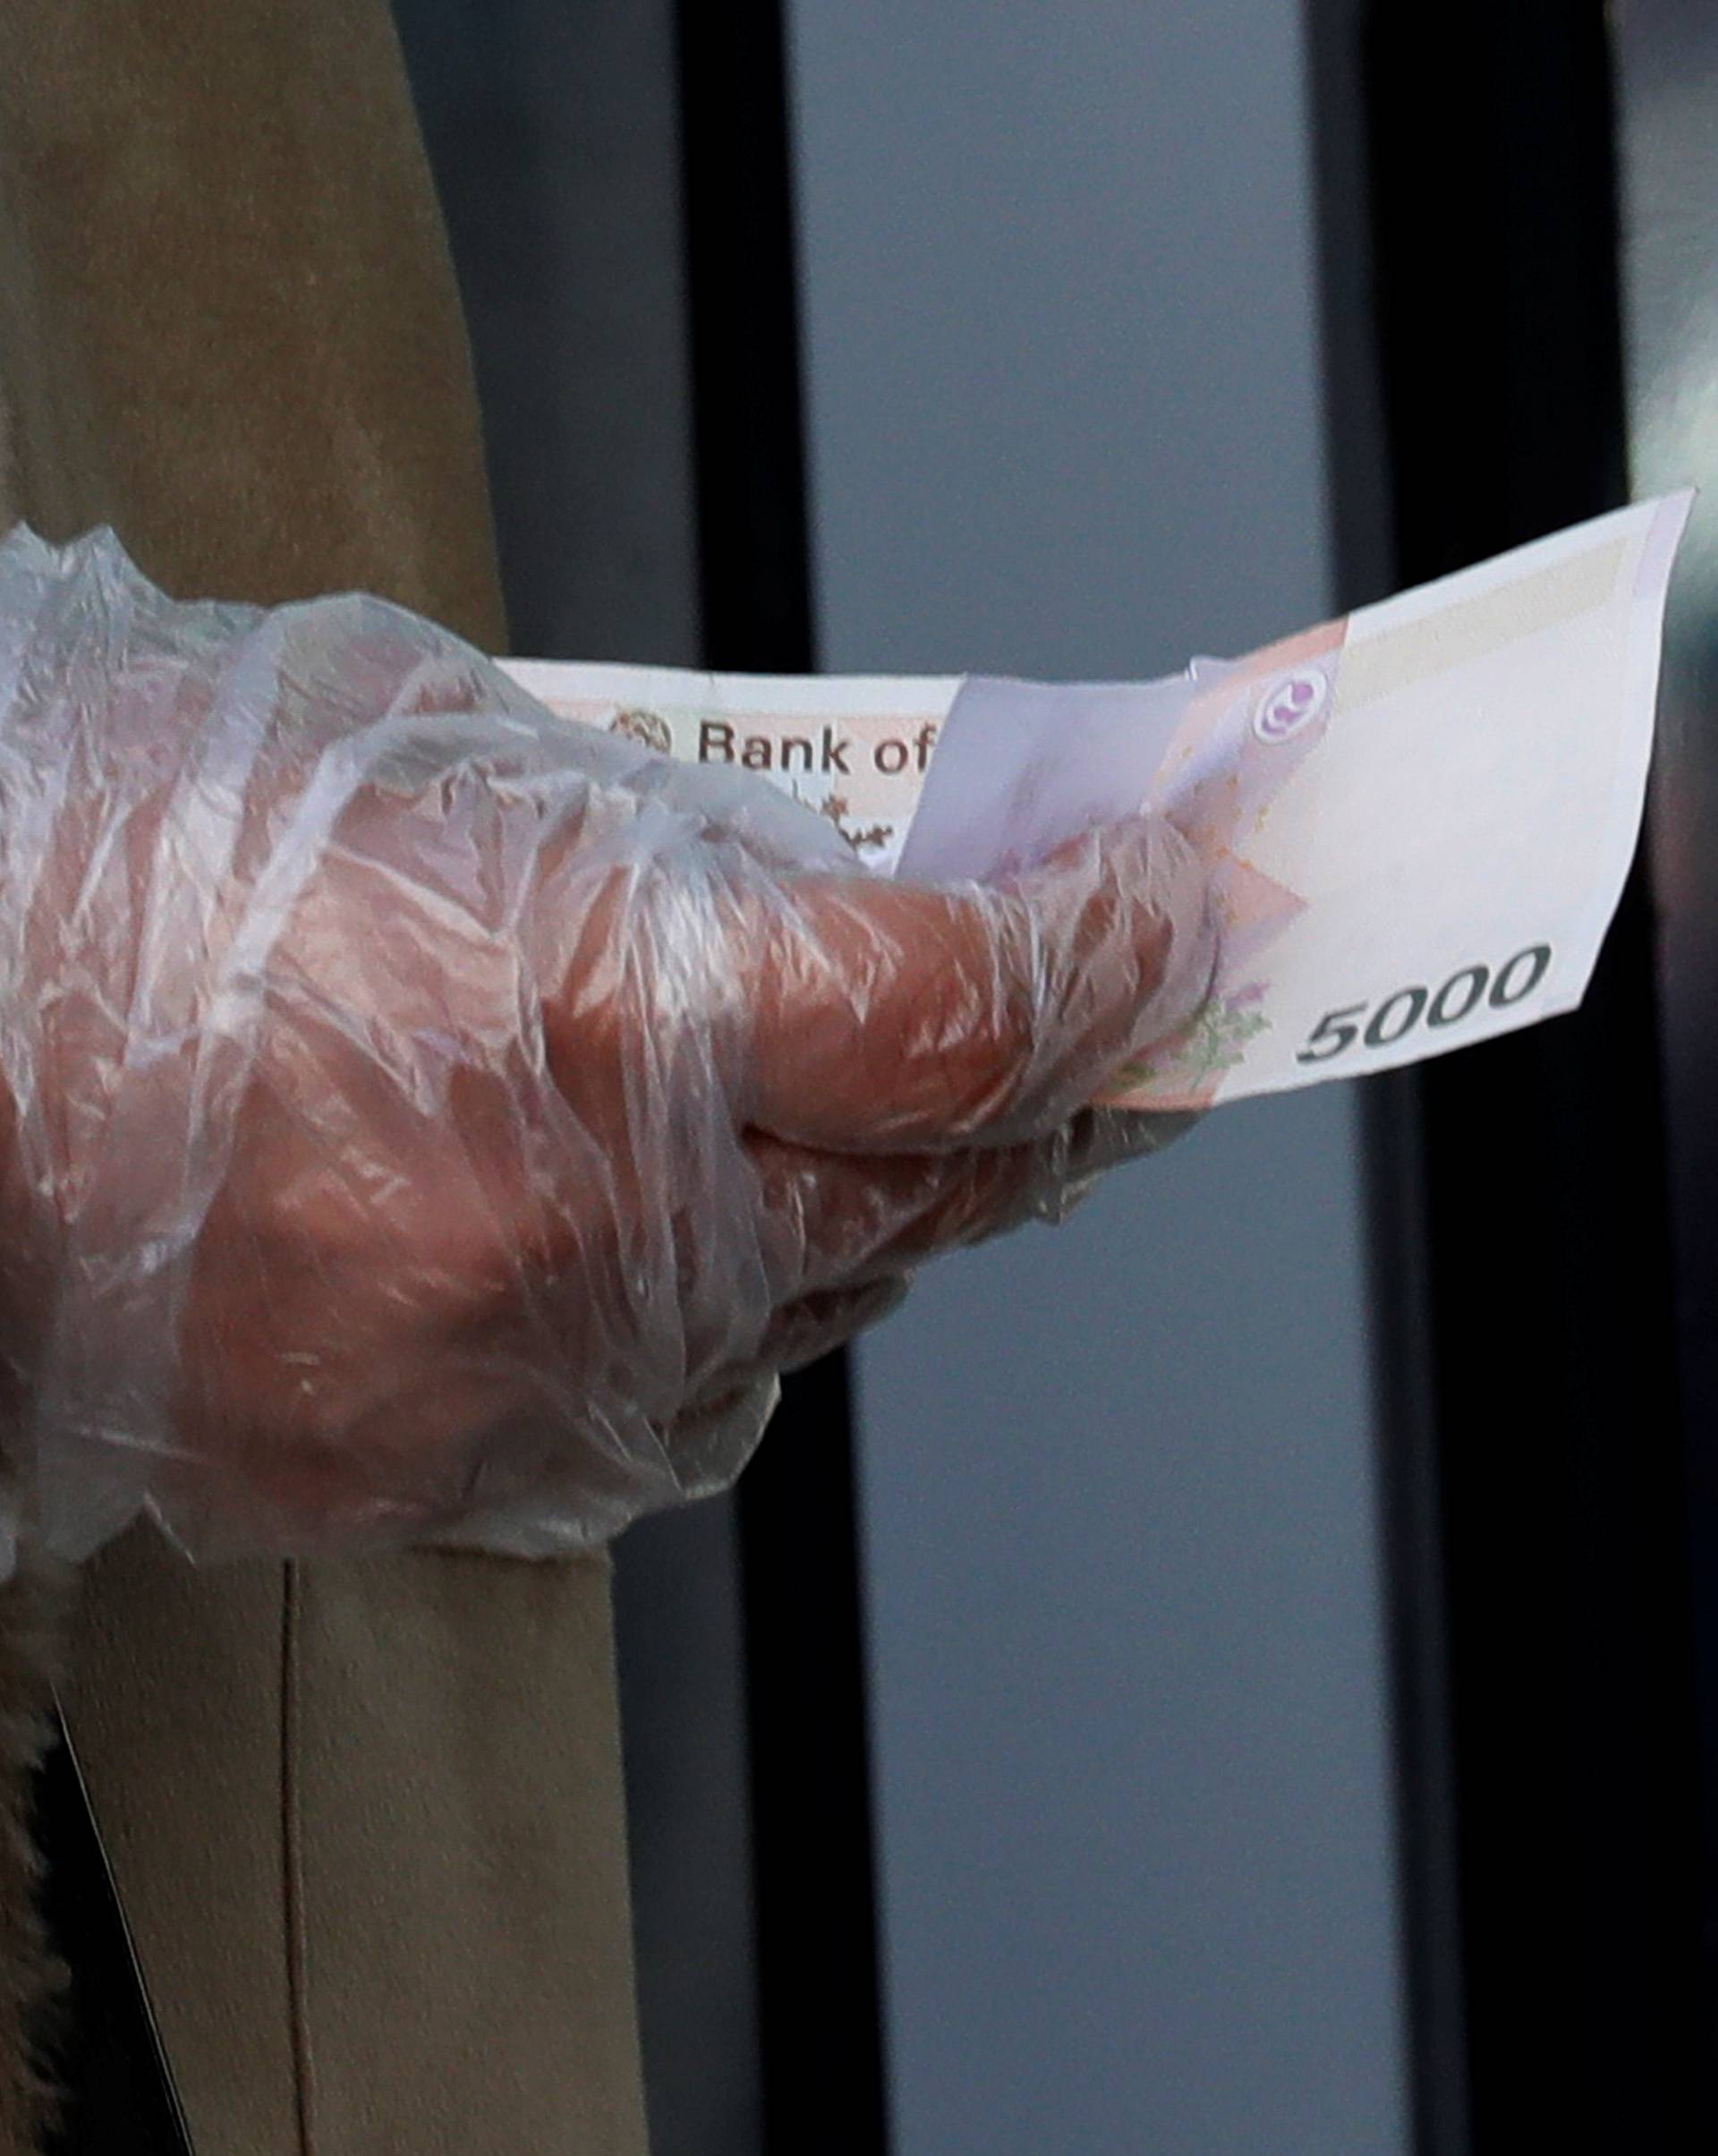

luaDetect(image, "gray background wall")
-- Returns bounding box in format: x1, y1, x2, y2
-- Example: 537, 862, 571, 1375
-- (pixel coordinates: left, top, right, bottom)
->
784, 6, 1409, 2150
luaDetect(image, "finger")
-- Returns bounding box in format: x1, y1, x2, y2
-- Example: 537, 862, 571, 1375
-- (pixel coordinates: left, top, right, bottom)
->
661, 1373, 780, 1503
744, 816, 1213, 1152
671, 1277, 911, 1458
746, 1106, 1194, 1300
762, 1276, 912, 1371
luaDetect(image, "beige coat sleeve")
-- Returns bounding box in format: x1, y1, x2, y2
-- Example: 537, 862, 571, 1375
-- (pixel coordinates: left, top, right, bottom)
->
0, 4, 649, 2150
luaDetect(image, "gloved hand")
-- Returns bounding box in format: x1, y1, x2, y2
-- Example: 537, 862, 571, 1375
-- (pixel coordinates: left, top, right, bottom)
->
0, 526, 1213, 1567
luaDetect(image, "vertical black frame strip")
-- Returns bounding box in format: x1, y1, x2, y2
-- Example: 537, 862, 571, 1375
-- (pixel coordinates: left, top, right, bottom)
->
673, 6, 892, 2152
1359, 5, 1711, 2149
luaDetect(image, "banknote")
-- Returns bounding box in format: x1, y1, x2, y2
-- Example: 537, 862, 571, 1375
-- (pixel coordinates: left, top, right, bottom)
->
501, 490, 1692, 1112
498, 657, 950, 873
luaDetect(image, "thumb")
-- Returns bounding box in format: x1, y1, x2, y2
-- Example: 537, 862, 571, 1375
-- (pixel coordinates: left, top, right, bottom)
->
744, 814, 1213, 1152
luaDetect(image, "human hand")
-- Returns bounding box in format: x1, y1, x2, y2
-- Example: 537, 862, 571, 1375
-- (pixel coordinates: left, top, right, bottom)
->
0, 528, 1212, 1564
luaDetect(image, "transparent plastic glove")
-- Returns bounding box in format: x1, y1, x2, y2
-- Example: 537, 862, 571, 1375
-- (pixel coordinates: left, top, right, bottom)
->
0, 527, 1214, 1567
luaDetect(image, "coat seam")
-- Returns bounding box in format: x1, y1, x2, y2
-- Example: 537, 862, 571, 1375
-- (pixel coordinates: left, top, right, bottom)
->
280, 1561, 316, 2156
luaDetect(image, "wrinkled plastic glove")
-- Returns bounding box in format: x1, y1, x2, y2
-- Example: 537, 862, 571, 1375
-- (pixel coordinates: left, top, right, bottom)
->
0, 527, 1215, 1568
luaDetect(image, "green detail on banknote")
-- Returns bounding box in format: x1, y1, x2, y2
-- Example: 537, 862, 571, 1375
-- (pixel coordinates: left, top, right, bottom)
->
1120, 984, 1271, 1091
